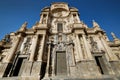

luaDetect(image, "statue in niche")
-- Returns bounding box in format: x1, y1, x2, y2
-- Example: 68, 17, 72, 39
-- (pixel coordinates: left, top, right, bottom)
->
0, 48, 9, 62
57, 42, 63, 51
2, 34, 11, 43
55, 35, 65, 51
90, 37, 99, 52
23, 37, 31, 54
73, 14, 78, 23
58, 35, 62, 43
42, 14, 47, 24
67, 34, 75, 43
67, 24, 73, 30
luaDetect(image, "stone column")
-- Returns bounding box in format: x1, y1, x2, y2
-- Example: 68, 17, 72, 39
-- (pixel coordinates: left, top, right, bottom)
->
82, 34, 93, 60
76, 34, 83, 61
70, 44, 76, 66
40, 14, 43, 23
51, 47, 56, 76
29, 35, 38, 61
46, 13, 49, 23
99, 33, 117, 61
37, 34, 45, 61
44, 43, 51, 78
4, 34, 21, 63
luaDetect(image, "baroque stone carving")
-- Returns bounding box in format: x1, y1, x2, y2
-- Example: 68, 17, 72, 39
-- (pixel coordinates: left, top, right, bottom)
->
22, 37, 31, 54
0, 2, 120, 80
4, 34, 11, 43
19, 22, 27, 31
90, 37, 99, 52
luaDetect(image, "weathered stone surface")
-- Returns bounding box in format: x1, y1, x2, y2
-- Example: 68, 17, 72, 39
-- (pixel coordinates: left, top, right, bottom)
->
21, 61, 33, 76
0, 2, 120, 80
0, 63, 9, 77
31, 61, 42, 76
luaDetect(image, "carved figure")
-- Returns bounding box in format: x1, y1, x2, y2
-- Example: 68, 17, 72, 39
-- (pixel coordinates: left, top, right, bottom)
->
23, 38, 31, 54
3, 34, 10, 43
42, 14, 47, 24
19, 22, 27, 31
90, 37, 99, 51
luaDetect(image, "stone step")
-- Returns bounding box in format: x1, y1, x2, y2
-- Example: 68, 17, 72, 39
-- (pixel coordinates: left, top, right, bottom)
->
42, 76, 119, 80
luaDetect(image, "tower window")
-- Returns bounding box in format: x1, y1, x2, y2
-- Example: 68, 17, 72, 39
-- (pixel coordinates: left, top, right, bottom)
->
57, 23, 63, 33
73, 14, 76, 17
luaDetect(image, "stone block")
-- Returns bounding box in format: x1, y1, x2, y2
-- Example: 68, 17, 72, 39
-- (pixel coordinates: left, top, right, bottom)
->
21, 61, 33, 76
0, 63, 10, 77
31, 61, 42, 76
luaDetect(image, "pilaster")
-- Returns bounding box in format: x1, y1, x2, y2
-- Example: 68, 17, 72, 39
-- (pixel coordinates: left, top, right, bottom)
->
37, 34, 46, 61
44, 43, 51, 78
29, 35, 38, 62
82, 34, 93, 60
4, 34, 21, 63
99, 33, 118, 61
75, 34, 83, 61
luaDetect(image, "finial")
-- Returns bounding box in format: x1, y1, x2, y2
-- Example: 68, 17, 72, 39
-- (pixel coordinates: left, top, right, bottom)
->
92, 20, 100, 28
19, 22, 28, 31
35, 21, 39, 25
111, 32, 117, 39
32, 21, 39, 29
84, 24, 88, 28
22, 21, 28, 27
92, 20, 95, 22
81, 20, 84, 24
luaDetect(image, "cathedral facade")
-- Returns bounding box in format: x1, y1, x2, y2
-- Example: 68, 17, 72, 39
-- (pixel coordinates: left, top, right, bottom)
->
0, 2, 120, 80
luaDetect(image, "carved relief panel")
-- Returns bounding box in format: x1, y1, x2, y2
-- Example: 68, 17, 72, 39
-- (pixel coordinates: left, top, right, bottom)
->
51, 18, 73, 34
0, 35, 12, 62
42, 14, 47, 24
20, 37, 32, 54
0, 48, 9, 62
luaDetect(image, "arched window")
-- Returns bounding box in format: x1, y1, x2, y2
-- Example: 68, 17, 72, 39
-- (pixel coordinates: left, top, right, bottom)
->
57, 23, 63, 33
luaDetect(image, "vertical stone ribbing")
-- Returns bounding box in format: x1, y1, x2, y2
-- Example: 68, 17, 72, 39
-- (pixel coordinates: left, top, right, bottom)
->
29, 35, 38, 62
82, 34, 93, 60
44, 43, 51, 78
37, 34, 45, 61
4, 34, 21, 63
99, 33, 117, 61
76, 34, 83, 61
19, 37, 27, 54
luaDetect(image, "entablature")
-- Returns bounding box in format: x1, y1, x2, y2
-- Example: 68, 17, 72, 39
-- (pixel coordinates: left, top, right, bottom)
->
108, 41, 120, 47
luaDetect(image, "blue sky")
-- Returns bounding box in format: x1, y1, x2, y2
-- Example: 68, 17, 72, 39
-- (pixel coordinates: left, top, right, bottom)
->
0, 0, 120, 40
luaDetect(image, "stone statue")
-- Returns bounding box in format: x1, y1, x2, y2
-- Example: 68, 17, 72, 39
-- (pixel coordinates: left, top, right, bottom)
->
42, 15, 47, 24
23, 37, 31, 54
19, 22, 27, 31
73, 15, 78, 23
4, 34, 10, 43
90, 37, 98, 51
1, 34, 11, 44
111, 32, 117, 39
